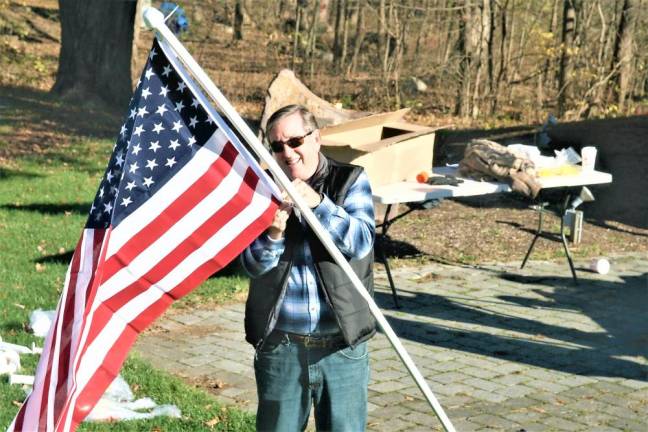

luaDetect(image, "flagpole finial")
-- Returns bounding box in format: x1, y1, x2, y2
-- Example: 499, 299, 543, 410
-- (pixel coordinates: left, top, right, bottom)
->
143, 7, 165, 31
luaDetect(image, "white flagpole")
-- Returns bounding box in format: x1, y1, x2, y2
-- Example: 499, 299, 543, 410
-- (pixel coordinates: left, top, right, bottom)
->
143, 8, 455, 432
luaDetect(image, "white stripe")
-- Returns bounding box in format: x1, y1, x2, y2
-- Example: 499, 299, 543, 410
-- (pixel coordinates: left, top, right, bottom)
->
73, 188, 273, 395
68, 230, 98, 393
59, 232, 112, 432
61, 158, 267, 430
20, 230, 90, 432
106, 129, 228, 258
97, 151, 248, 303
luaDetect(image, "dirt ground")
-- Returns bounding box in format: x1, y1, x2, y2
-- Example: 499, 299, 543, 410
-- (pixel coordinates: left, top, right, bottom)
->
379, 193, 648, 266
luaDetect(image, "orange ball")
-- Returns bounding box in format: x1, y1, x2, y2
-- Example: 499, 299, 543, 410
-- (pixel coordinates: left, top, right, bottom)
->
416, 171, 429, 183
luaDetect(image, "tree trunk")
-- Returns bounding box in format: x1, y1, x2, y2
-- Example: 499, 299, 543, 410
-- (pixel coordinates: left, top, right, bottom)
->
455, 1, 478, 117
233, 0, 244, 41
557, 0, 577, 117
333, 0, 344, 69
306, 0, 321, 79
470, 0, 492, 118
52, 0, 138, 109
347, 0, 366, 76
291, 1, 303, 69
611, 0, 637, 112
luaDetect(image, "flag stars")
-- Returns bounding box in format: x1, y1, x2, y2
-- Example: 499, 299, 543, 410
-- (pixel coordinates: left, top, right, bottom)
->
141, 87, 152, 100
159, 85, 169, 98
187, 136, 197, 146
129, 108, 137, 119
137, 106, 149, 118
177, 81, 187, 92
143, 176, 155, 188
145, 67, 155, 80
152, 123, 165, 134
165, 157, 177, 168
103, 201, 113, 214
171, 120, 183, 133
125, 180, 136, 191
155, 104, 168, 116
161, 64, 172, 77
120, 196, 133, 207
191, 98, 199, 108
106, 170, 114, 182
133, 125, 145, 137
132, 143, 142, 155
149, 48, 157, 60
145, 159, 158, 170
99, 187, 104, 198
115, 152, 125, 167
174, 101, 185, 112
120, 124, 128, 136
129, 161, 139, 174
189, 116, 198, 128
169, 139, 180, 151
149, 140, 161, 152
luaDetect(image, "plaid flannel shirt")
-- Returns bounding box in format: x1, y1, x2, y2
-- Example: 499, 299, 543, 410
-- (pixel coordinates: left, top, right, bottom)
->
242, 171, 375, 336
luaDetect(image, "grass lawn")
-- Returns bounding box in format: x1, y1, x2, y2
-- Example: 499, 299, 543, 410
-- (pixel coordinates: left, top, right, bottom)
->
0, 89, 255, 430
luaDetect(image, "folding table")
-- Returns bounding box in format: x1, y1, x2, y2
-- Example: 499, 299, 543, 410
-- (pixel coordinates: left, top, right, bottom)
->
372, 167, 613, 307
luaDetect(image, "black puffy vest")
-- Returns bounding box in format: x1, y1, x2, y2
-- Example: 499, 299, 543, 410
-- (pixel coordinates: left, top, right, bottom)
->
244, 159, 376, 348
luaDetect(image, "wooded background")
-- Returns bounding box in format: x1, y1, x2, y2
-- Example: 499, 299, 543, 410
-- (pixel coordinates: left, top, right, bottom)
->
215, 0, 647, 121
1, 0, 646, 126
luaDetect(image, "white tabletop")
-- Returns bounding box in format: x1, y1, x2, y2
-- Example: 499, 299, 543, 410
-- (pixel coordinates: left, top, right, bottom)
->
372, 166, 613, 205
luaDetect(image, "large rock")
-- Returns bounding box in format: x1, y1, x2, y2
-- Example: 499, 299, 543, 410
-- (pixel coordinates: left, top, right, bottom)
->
259, 69, 368, 138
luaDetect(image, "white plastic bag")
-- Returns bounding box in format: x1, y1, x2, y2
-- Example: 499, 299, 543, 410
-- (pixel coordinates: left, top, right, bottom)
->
29, 309, 56, 337
85, 374, 182, 423
0, 350, 21, 375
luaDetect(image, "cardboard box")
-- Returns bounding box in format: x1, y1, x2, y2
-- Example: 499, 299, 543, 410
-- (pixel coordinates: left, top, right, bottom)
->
319, 109, 440, 187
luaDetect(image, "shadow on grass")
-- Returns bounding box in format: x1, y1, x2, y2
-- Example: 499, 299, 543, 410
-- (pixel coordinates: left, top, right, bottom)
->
0, 167, 43, 179
1, 202, 90, 215
374, 235, 424, 264
0, 85, 120, 172
35, 250, 73, 265
375, 271, 648, 380
0, 321, 25, 334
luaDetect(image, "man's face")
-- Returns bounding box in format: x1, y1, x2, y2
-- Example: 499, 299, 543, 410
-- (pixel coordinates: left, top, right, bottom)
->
268, 112, 321, 181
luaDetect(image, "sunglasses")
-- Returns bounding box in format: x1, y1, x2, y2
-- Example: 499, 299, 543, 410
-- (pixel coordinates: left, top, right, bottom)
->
269, 130, 314, 153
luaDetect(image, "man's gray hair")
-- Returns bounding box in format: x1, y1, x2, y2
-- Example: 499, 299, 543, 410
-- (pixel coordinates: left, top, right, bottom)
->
265, 104, 320, 138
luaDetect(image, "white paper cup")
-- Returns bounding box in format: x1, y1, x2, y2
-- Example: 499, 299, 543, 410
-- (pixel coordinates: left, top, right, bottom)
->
581, 146, 597, 171
589, 258, 610, 275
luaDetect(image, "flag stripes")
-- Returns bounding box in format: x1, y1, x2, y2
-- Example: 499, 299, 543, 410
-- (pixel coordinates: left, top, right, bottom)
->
9, 36, 279, 431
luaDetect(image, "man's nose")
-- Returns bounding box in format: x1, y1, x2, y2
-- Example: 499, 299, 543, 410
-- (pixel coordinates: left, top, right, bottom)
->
282, 144, 296, 156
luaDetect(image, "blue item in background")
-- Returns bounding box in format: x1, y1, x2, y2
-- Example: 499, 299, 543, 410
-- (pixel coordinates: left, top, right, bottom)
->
160, 2, 189, 35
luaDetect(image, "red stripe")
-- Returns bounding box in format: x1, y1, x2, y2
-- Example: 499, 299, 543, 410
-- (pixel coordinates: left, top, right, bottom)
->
97, 168, 260, 335
53, 229, 106, 431
53, 230, 109, 432
65, 188, 278, 428
101, 142, 239, 282
52, 233, 86, 422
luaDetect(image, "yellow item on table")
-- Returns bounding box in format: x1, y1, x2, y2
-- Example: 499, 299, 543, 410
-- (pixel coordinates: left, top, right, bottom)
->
537, 164, 582, 177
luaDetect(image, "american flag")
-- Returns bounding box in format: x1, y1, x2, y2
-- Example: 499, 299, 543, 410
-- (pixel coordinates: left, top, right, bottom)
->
9, 39, 280, 431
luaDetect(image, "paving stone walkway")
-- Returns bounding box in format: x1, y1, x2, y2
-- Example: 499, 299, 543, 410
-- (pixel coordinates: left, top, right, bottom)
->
134, 254, 648, 431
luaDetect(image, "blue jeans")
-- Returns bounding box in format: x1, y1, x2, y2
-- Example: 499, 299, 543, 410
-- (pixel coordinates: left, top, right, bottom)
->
254, 336, 369, 431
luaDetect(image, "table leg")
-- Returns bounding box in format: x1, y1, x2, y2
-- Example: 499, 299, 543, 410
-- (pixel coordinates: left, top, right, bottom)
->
521, 203, 545, 269
377, 204, 400, 308
559, 195, 579, 284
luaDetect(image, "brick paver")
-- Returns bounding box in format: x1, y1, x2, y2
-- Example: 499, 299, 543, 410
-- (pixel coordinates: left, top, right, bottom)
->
134, 253, 648, 430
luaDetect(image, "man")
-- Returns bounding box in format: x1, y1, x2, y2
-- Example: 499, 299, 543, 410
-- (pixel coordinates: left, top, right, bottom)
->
241, 104, 376, 431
